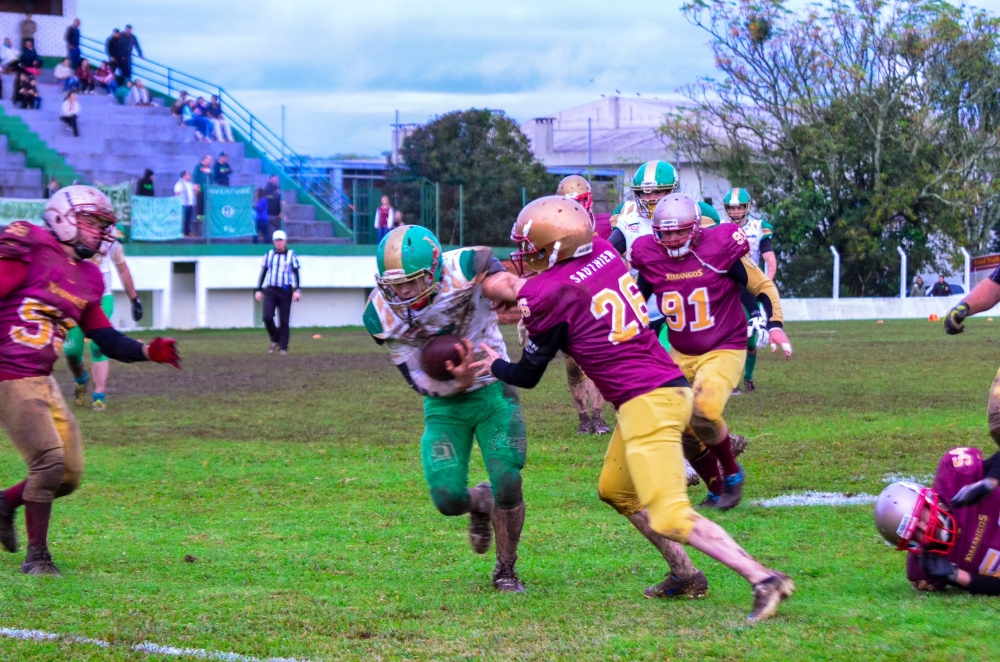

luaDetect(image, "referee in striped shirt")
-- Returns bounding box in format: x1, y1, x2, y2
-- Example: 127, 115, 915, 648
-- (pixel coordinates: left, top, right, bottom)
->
254, 230, 301, 355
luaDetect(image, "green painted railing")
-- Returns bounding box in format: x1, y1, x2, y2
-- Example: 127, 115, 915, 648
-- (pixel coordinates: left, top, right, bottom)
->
0, 106, 83, 188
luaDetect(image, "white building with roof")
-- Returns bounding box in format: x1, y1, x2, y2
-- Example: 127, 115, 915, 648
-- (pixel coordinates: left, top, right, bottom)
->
0, 0, 77, 58
527, 96, 731, 208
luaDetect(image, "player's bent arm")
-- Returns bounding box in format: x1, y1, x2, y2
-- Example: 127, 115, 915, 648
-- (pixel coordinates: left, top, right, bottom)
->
482, 270, 525, 305
730, 259, 784, 328
963, 278, 1000, 316
81, 304, 179, 366
488, 323, 567, 389
608, 228, 627, 256
762, 250, 777, 280
0, 258, 28, 297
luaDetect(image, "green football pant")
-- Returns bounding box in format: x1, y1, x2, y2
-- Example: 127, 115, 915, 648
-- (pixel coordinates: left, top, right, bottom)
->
64, 294, 115, 364
421, 380, 527, 514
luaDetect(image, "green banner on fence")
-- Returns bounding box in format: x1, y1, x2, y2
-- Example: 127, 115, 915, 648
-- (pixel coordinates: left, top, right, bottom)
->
206, 185, 255, 238
96, 181, 132, 226
0, 198, 45, 226
131, 195, 183, 241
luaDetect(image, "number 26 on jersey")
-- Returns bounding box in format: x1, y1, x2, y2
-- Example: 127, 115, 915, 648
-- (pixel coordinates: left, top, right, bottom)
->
590, 273, 650, 344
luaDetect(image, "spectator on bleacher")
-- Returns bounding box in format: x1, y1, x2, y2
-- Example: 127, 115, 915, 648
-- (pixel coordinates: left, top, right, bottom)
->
106, 29, 123, 82
207, 96, 234, 142
65, 18, 81, 68
181, 100, 212, 141
931, 275, 953, 297
114, 80, 131, 105
60, 92, 80, 137
127, 78, 153, 106
213, 152, 232, 186
44, 177, 59, 198
119, 25, 143, 82
1, 38, 19, 73
18, 39, 38, 69
374, 196, 395, 242
174, 171, 196, 237
76, 60, 95, 94
136, 169, 155, 197
16, 74, 40, 109
194, 155, 213, 220
264, 174, 283, 240
18, 13, 35, 47
54, 58, 79, 92
171, 91, 189, 120
94, 61, 117, 94
253, 187, 269, 244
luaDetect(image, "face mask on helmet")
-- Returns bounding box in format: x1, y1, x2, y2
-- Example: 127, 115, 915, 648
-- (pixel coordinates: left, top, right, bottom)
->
376, 271, 438, 313
633, 188, 675, 219
725, 203, 750, 225
509, 230, 562, 278
564, 190, 593, 213
897, 488, 956, 555
653, 221, 700, 258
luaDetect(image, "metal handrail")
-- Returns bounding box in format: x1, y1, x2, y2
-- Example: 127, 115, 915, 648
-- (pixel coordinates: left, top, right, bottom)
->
79, 35, 353, 231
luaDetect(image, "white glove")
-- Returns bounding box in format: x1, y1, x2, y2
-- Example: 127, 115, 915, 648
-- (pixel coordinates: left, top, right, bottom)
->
517, 319, 529, 348
748, 306, 770, 349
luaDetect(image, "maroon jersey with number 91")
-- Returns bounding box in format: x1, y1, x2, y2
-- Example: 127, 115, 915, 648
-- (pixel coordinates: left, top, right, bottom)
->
517, 236, 686, 408
0, 221, 105, 379
906, 447, 1000, 589
630, 224, 749, 356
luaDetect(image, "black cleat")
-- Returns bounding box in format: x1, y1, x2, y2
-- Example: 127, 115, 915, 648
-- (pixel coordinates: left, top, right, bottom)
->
748, 572, 794, 621
591, 412, 610, 435
468, 482, 493, 554
644, 571, 709, 599
492, 559, 524, 593
577, 413, 592, 434
731, 386, 744, 396
716, 466, 745, 511
0, 493, 16, 553
21, 545, 61, 576
697, 492, 722, 509
743, 378, 756, 393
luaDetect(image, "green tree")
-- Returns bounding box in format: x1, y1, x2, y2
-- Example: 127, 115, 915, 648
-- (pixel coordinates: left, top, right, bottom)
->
396, 109, 556, 246
663, 0, 1000, 296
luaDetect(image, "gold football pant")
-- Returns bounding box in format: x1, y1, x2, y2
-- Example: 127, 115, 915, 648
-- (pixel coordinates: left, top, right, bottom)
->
669, 348, 746, 456
0, 376, 84, 503
597, 386, 698, 542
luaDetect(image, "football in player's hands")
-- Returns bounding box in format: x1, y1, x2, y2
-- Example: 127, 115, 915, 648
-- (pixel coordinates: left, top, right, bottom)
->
420, 334, 463, 381
146, 337, 180, 369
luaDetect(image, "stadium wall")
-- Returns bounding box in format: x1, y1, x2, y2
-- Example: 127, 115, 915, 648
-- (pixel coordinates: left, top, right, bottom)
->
101, 255, 1000, 330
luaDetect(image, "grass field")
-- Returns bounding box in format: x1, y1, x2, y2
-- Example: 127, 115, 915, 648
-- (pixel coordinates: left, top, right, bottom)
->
1, 319, 1000, 660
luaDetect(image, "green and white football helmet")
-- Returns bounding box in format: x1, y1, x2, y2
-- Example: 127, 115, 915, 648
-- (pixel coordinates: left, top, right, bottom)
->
630, 160, 677, 219
723, 188, 752, 225
375, 224, 443, 313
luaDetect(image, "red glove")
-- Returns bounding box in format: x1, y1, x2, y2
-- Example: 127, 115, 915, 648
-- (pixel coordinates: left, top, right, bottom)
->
146, 337, 180, 368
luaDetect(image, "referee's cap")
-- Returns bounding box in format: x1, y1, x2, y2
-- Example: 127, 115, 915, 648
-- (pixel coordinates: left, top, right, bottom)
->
272, 230, 287, 241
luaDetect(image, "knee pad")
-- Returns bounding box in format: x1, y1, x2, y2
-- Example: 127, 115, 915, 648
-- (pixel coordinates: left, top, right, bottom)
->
597, 474, 642, 517
492, 472, 523, 511
28, 447, 66, 501
55, 465, 83, 498
429, 487, 470, 517
682, 432, 705, 461
649, 500, 698, 543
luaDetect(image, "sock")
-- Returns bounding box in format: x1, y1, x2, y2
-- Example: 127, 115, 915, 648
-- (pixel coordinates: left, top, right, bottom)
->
709, 435, 741, 477
744, 353, 757, 381
690, 450, 723, 495
24, 501, 52, 548
73, 371, 88, 386
93, 393, 105, 403
4, 480, 26, 508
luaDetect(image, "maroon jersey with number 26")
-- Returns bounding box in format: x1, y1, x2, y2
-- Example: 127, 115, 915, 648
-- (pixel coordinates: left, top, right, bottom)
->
517, 236, 686, 408
630, 224, 749, 356
906, 447, 1000, 589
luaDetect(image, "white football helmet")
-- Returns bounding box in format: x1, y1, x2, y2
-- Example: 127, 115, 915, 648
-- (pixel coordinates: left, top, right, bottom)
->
874, 481, 955, 554
43, 185, 117, 259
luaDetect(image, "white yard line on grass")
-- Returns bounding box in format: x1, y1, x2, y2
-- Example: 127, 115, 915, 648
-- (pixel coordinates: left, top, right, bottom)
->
0, 627, 308, 662
755, 491, 877, 507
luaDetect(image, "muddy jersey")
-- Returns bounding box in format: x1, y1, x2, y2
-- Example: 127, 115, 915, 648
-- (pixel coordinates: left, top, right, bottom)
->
630, 224, 749, 356
741, 216, 773, 267
517, 236, 686, 408
0, 221, 105, 378
906, 447, 1000, 589
363, 246, 509, 398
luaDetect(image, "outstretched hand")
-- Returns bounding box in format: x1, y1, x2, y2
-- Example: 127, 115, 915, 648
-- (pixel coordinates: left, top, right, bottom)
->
945, 302, 969, 335
471, 342, 502, 377
145, 337, 180, 369
444, 339, 476, 391
951, 477, 999, 508
769, 328, 793, 359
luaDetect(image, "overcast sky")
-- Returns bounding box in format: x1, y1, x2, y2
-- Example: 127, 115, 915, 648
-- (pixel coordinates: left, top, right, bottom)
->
79, 0, 1000, 158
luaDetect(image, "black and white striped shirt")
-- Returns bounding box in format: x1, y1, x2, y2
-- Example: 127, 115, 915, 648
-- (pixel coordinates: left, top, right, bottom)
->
257, 249, 301, 289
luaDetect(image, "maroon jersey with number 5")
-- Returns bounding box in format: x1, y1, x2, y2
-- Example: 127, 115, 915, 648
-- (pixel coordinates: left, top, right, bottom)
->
0, 221, 106, 379
630, 224, 749, 356
517, 236, 686, 408
906, 447, 1000, 588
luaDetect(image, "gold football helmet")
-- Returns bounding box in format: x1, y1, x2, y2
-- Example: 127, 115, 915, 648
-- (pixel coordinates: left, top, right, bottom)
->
510, 196, 594, 276
556, 175, 593, 212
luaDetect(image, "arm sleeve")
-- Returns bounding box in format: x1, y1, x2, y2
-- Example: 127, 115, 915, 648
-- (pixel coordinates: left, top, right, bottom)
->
739, 284, 760, 316
86, 327, 148, 363
636, 273, 654, 300
485, 257, 506, 277
292, 267, 300, 289
608, 228, 627, 256
759, 237, 773, 255
741, 257, 784, 327
0, 258, 28, 298
491, 322, 567, 389
967, 573, 1000, 596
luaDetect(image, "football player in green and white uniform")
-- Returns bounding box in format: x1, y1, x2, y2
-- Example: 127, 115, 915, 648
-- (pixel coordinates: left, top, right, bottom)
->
723, 188, 777, 393
363, 225, 528, 592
